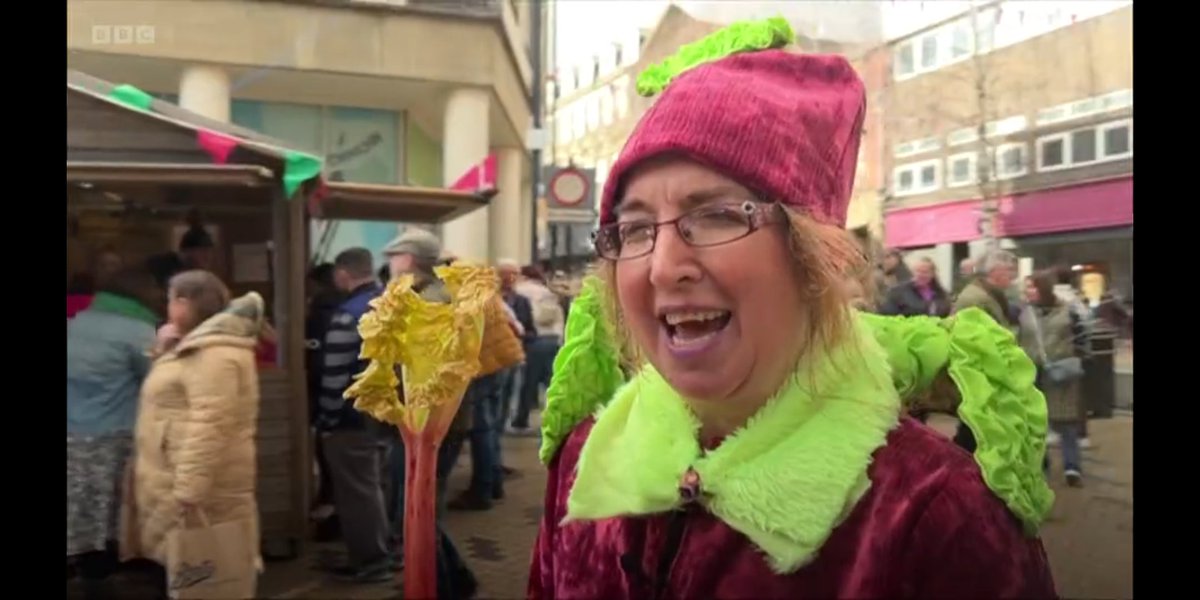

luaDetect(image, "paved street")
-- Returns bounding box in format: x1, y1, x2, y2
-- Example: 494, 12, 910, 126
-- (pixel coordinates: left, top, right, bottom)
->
929, 414, 1133, 599
260, 415, 1131, 599
73, 413, 1132, 599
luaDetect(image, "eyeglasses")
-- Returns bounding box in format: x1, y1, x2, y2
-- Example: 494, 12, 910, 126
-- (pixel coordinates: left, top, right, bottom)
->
593, 200, 782, 261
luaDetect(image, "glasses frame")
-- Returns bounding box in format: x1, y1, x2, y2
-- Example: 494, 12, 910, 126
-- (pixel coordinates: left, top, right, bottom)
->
592, 199, 783, 261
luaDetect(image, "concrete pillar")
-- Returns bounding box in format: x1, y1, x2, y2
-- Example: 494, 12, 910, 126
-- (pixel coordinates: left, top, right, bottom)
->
179, 65, 231, 122
441, 88, 491, 262
490, 147, 526, 262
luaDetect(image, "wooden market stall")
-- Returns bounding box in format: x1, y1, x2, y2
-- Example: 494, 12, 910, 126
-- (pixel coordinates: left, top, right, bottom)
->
66, 70, 493, 558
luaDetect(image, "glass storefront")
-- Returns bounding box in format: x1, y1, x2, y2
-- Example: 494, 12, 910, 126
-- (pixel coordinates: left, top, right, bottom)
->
168, 95, 406, 261
1011, 226, 1133, 302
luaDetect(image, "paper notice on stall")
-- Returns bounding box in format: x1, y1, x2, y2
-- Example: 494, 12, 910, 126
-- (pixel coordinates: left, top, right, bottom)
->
232, 243, 271, 283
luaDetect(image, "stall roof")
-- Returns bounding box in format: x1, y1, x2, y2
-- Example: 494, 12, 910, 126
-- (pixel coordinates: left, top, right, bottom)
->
67, 70, 493, 224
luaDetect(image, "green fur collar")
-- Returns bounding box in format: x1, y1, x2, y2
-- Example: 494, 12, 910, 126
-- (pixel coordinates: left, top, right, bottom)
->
565, 318, 900, 573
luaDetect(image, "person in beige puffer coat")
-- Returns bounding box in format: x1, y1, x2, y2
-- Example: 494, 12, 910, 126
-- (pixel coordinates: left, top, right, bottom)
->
121, 270, 263, 597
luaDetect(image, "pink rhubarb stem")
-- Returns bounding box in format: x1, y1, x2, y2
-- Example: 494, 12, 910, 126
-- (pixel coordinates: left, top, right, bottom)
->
402, 432, 440, 599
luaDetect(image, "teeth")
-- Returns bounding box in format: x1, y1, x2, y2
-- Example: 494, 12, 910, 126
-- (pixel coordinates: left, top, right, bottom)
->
664, 311, 726, 326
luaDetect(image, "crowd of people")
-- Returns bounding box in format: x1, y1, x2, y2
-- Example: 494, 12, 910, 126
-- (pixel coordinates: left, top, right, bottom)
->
67, 222, 268, 599
869, 247, 1132, 487
301, 227, 571, 593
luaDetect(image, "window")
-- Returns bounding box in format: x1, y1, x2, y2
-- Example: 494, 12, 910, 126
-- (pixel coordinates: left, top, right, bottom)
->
1036, 89, 1134, 126
893, 159, 941, 196
949, 23, 972, 59
1102, 89, 1133, 111
948, 127, 980, 147
894, 137, 940, 159
613, 76, 630, 119
974, 8, 997, 53
946, 152, 978, 188
1070, 129, 1096, 163
894, 14, 981, 81
986, 115, 1028, 138
1036, 106, 1069, 126
895, 43, 915, 78
991, 143, 1027, 180
979, 1, 1131, 53
1038, 135, 1067, 170
920, 35, 939, 69
1036, 119, 1132, 172
1101, 120, 1133, 158
600, 91, 614, 126
1070, 97, 1102, 119
919, 163, 937, 187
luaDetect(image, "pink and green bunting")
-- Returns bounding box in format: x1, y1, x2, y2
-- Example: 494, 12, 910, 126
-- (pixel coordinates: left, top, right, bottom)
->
107, 84, 154, 112
283, 151, 323, 198
99, 81, 325, 198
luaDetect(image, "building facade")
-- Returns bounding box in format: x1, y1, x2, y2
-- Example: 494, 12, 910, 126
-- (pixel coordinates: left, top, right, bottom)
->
68, 0, 539, 263
846, 45, 891, 250
544, 3, 872, 258
880, 1, 1132, 296
539, 5, 719, 265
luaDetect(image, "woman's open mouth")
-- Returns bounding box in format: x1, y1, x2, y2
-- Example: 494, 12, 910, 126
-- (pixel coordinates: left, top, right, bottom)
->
661, 310, 732, 357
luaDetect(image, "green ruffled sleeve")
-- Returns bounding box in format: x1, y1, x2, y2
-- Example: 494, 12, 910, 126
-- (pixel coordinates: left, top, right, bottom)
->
862, 308, 1054, 535
539, 276, 626, 465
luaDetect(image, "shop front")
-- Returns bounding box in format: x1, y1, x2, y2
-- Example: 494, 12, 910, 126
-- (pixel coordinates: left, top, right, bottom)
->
884, 176, 1133, 298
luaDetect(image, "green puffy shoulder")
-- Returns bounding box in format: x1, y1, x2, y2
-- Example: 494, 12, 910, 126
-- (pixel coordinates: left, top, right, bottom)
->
539, 296, 1054, 534
539, 276, 626, 464
862, 308, 1054, 534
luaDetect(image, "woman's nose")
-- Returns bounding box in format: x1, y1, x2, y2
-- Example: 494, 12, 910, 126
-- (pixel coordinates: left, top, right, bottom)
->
648, 225, 702, 288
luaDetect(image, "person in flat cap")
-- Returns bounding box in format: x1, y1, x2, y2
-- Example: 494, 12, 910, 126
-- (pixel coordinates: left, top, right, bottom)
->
383, 227, 443, 282
529, 18, 1057, 599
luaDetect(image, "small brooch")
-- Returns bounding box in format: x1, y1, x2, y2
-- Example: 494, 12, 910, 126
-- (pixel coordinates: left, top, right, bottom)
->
678, 468, 702, 504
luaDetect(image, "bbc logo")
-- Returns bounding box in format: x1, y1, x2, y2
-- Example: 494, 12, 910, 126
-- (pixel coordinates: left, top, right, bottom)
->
91, 25, 156, 45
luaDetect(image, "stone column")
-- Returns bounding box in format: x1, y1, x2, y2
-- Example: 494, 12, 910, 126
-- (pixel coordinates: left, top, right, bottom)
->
441, 88, 491, 262
490, 147, 526, 262
179, 65, 231, 122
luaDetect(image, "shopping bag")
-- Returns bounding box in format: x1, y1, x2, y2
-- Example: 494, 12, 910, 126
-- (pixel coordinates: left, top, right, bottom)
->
166, 511, 259, 599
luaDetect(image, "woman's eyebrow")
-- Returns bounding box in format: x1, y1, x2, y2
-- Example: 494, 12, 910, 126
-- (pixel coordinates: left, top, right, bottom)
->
617, 186, 748, 218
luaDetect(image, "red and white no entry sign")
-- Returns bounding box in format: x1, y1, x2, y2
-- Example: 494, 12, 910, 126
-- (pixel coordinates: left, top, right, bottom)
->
549, 168, 590, 207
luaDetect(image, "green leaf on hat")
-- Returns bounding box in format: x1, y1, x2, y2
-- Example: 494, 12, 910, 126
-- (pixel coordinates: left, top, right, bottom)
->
636, 16, 795, 98
283, 150, 323, 199
108, 84, 155, 112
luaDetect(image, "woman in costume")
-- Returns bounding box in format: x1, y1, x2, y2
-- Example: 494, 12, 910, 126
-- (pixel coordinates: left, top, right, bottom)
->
529, 19, 1056, 599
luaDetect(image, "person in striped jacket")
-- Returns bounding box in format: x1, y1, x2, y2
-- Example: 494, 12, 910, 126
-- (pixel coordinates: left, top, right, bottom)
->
314, 248, 394, 584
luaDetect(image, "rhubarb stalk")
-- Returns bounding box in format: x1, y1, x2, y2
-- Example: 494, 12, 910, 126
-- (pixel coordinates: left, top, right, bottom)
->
401, 431, 440, 598
343, 263, 496, 600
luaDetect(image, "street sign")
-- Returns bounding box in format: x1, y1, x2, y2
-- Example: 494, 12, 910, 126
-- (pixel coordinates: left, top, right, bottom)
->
549, 167, 590, 208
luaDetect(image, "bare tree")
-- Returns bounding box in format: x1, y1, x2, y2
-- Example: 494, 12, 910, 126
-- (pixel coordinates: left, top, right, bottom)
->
966, 2, 1001, 251
921, 3, 1038, 251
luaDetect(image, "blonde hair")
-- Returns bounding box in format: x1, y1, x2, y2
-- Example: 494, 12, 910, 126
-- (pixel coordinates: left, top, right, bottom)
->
597, 206, 865, 372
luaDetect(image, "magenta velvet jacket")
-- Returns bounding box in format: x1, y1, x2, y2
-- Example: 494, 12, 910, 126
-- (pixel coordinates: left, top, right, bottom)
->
528, 417, 1057, 599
